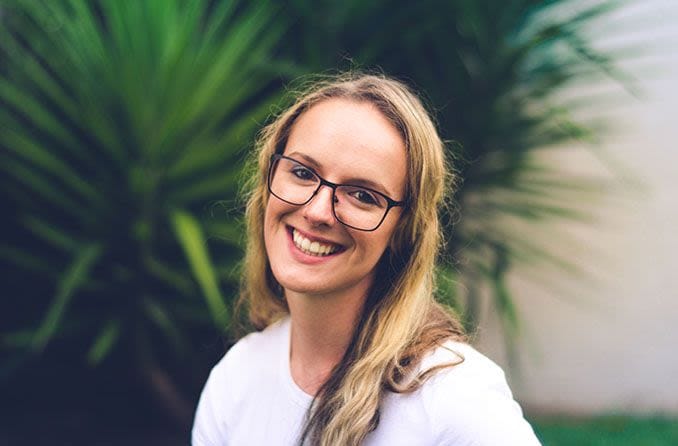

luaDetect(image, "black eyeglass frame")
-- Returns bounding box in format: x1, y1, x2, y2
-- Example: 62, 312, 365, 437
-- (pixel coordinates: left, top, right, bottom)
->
267, 154, 406, 232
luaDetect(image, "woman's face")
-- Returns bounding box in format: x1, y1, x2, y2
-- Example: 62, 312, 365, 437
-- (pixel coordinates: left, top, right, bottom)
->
263, 98, 407, 299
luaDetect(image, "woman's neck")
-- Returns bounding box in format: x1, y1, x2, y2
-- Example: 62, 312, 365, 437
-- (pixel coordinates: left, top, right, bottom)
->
286, 286, 369, 396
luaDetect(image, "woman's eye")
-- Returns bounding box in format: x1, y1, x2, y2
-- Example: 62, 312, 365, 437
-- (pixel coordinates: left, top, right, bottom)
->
291, 166, 315, 181
351, 189, 379, 206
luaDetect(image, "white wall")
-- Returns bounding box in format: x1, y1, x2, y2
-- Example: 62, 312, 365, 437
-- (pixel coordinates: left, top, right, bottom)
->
474, 0, 678, 415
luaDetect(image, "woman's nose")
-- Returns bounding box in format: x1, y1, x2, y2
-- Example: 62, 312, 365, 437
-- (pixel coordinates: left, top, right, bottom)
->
302, 185, 336, 227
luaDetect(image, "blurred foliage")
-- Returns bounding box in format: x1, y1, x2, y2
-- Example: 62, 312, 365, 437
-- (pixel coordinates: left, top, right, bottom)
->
0, 0, 286, 425
0, 0, 629, 427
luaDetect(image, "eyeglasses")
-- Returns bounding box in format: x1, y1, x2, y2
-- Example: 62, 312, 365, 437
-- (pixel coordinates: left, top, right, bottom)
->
267, 154, 406, 231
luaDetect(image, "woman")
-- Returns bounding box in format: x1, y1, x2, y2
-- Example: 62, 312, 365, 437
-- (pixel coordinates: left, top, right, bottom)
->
192, 73, 541, 445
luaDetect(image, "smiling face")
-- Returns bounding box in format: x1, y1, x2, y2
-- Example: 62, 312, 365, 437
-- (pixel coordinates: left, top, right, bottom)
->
263, 98, 407, 300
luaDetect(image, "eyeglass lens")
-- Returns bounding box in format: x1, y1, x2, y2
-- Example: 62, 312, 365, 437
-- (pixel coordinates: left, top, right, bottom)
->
269, 157, 390, 231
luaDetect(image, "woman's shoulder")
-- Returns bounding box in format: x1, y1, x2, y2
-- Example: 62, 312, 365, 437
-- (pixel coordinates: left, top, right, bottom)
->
420, 340, 507, 389
415, 341, 542, 445
203, 317, 290, 392
416, 340, 514, 411
194, 318, 290, 414
192, 318, 292, 445
215, 317, 290, 371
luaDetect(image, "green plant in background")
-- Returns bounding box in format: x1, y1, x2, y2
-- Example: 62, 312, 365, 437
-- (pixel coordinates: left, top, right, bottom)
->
0, 0, 633, 435
0, 0, 285, 425
275, 0, 628, 336
532, 415, 678, 446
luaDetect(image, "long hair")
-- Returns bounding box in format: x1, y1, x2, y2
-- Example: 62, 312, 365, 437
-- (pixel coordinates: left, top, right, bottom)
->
238, 72, 465, 445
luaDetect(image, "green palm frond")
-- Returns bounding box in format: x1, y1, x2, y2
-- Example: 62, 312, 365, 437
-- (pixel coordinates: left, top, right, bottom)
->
1, 0, 285, 373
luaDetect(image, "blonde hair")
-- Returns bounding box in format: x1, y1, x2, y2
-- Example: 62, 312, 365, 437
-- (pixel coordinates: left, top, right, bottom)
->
238, 72, 465, 445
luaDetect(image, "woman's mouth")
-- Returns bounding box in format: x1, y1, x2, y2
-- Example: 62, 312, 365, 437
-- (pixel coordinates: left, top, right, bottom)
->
291, 228, 343, 257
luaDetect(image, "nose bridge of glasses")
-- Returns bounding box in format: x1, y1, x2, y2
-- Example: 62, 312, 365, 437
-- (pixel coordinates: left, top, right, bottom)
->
310, 179, 337, 206
315, 177, 339, 202
301, 180, 337, 225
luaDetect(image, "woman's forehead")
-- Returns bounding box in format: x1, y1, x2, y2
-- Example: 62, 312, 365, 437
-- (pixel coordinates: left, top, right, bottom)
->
284, 98, 407, 198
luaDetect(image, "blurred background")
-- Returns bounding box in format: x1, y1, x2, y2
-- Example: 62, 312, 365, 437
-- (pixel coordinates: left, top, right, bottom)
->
1, 0, 676, 444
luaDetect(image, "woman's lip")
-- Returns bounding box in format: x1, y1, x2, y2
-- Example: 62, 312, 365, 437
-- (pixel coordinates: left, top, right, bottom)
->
286, 225, 345, 248
285, 226, 345, 263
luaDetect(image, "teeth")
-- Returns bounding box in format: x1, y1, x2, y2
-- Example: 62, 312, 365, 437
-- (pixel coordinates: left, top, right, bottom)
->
292, 229, 340, 256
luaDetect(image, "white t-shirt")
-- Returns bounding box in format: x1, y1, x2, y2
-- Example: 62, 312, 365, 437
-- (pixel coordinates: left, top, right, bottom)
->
192, 318, 541, 445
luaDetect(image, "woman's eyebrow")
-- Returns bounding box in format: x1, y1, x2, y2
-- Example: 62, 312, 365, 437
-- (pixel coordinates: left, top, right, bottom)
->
342, 177, 391, 195
286, 151, 322, 169
286, 150, 394, 196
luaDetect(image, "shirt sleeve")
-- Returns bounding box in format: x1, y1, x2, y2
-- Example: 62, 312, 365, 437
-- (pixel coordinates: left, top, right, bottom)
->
191, 362, 229, 446
424, 346, 542, 446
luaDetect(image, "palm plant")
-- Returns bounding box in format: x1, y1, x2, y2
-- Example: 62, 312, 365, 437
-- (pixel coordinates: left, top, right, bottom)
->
0, 0, 285, 425
0, 0, 632, 436
275, 0, 628, 335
